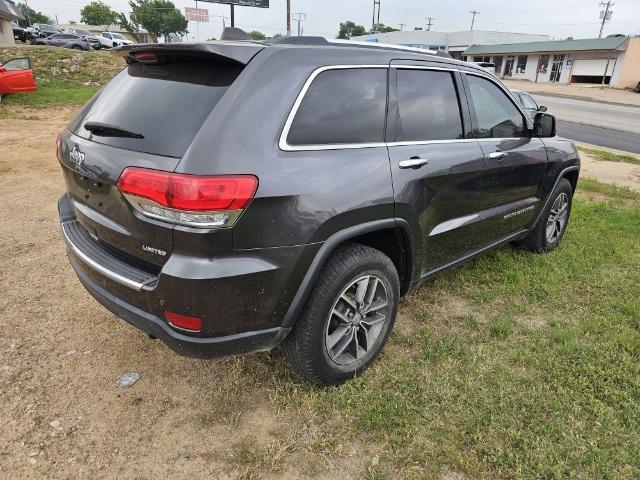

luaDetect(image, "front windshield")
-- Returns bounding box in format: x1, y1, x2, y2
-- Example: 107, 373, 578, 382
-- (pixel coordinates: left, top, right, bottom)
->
112, 33, 125, 40
41, 25, 57, 32
76, 29, 92, 36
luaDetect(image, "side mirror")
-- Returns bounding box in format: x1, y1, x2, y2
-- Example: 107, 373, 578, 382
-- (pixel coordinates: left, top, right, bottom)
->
538, 105, 548, 112
534, 112, 556, 138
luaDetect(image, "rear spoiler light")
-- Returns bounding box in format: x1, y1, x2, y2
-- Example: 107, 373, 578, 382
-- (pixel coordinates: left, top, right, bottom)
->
111, 42, 265, 66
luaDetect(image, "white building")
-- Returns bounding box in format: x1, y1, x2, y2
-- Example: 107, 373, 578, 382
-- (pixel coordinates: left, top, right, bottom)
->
463, 36, 640, 88
351, 30, 551, 59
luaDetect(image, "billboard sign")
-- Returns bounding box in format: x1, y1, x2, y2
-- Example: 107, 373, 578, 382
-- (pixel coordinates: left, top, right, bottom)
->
197, 0, 269, 8
185, 7, 209, 22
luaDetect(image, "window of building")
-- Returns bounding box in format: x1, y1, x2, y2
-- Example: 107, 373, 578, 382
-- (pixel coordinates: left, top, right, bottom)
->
474, 56, 491, 62
516, 56, 528, 74
396, 69, 464, 142
466, 75, 526, 139
287, 68, 387, 146
538, 55, 550, 74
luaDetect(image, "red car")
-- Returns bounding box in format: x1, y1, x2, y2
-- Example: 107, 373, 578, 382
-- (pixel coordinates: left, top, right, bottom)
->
0, 57, 37, 102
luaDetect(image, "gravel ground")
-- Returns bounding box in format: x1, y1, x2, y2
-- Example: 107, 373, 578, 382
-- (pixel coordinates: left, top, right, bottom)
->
0, 108, 368, 479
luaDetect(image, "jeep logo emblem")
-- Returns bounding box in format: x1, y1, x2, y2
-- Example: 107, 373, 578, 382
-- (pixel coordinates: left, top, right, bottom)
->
70, 146, 85, 167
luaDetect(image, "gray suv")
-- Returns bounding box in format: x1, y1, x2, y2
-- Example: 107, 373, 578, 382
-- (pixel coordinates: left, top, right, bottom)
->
57, 36, 580, 385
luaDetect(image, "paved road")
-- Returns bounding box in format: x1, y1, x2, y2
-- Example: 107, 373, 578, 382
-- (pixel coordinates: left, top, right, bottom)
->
526, 93, 640, 152
556, 121, 640, 154
532, 94, 640, 134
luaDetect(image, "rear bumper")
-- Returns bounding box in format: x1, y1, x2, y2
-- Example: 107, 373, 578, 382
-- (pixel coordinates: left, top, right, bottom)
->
70, 254, 288, 358
58, 193, 310, 358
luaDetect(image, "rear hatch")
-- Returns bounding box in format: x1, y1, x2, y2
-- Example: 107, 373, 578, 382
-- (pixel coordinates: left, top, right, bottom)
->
59, 43, 263, 268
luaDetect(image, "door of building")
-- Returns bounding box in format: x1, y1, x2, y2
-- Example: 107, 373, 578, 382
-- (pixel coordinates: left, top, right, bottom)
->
550, 55, 565, 82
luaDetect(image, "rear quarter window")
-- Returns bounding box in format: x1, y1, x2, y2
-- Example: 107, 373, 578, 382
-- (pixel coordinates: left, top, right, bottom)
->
70, 56, 242, 158
286, 68, 387, 146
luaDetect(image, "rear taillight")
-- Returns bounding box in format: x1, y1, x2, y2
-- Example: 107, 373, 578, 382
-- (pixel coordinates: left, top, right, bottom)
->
164, 311, 202, 333
117, 167, 258, 228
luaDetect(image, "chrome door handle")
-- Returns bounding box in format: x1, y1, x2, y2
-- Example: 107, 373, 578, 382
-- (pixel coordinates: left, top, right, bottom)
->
399, 158, 428, 169
488, 151, 508, 160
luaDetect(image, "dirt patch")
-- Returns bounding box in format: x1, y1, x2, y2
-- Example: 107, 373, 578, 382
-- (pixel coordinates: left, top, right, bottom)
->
579, 150, 640, 192
0, 107, 372, 479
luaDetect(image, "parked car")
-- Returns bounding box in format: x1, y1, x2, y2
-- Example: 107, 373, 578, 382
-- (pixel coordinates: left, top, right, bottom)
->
470, 61, 496, 74
0, 57, 37, 103
99, 31, 134, 48
11, 21, 28, 43
64, 28, 102, 49
57, 37, 580, 385
511, 89, 548, 118
32, 33, 92, 51
27, 23, 59, 40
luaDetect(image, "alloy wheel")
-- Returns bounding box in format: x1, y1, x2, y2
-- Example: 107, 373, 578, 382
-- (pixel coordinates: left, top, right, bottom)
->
546, 192, 569, 243
324, 275, 389, 366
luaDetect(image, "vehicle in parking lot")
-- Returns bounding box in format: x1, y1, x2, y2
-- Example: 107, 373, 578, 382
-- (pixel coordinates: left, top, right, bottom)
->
27, 23, 59, 40
32, 33, 92, 51
57, 35, 580, 385
12, 21, 27, 43
511, 89, 548, 118
99, 31, 134, 48
0, 57, 37, 102
64, 28, 101, 49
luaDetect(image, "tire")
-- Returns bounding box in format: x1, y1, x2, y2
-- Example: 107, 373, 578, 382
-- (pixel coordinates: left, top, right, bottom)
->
282, 243, 400, 386
519, 178, 573, 253
72, 45, 82, 50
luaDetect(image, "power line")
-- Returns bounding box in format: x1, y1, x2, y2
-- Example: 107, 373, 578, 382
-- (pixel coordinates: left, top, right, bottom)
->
469, 10, 479, 30
426, 17, 434, 31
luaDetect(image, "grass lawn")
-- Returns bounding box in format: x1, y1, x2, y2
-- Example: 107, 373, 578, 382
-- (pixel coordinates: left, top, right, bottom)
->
578, 145, 640, 166
254, 180, 639, 479
0, 82, 99, 109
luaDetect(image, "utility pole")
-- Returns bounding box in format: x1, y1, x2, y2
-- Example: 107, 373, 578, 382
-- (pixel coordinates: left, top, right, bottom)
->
286, 0, 291, 36
470, 10, 479, 30
398, 23, 405, 31
372, 0, 381, 32
293, 12, 306, 37
426, 17, 434, 31
598, 1, 613, 38
229, 3, 235, 28
24, 0, 31, 25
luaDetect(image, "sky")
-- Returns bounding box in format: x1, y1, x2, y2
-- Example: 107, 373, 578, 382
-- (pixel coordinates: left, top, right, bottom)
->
26, 0, 640, 41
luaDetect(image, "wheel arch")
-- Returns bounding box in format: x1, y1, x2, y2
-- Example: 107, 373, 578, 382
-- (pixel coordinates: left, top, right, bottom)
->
532, 165, 580, 228
279, 219, 413, 332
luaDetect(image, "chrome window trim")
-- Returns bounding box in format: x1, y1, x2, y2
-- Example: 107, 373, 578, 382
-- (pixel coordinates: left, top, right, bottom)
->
278, 64, 530, 152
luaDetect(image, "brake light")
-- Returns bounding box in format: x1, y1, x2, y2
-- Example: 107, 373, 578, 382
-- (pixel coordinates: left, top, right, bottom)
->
164, 311, 202, 333
117, 167, 258, 228
133, 52, 159, 63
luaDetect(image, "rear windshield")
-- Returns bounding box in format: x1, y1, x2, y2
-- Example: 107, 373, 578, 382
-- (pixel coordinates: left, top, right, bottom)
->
70, 56, 243, 158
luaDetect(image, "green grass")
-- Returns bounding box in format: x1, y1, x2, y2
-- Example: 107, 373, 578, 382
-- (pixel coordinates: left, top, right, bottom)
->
578, 145, 640, 166
1, 81, 99, 108
268, 180, 640, 479
0, 45, 122, 109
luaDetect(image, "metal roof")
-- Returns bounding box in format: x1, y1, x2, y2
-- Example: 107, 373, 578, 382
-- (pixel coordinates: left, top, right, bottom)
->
0, 0, 24, 21
464, 36, 627, 55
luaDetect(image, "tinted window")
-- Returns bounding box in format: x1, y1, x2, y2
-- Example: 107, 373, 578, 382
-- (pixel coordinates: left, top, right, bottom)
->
396, 69, 463, 142
467, 75, 526, 138
287, 68, 387, 146
71, 57, 243, 157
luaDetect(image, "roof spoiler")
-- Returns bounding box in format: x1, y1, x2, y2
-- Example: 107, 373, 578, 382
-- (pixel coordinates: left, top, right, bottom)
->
112, 42, 264, 66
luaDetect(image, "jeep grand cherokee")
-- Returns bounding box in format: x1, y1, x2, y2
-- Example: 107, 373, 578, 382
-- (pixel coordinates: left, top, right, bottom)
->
57, 36, 580, 385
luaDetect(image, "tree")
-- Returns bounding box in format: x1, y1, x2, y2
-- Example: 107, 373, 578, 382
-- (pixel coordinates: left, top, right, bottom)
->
15, 2, 52, 27
337, 21, 366, 40
373, 23, 398, 33
119, 0, 187, 42
81, 1, 118, 26
248, 31, 266, 41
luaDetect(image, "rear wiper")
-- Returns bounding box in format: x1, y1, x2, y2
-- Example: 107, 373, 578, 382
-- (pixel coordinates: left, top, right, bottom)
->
84, 121, 144, 139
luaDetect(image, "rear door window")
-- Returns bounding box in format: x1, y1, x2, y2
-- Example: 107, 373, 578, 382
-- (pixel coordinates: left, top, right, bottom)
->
286, 68, 387, 146
396, 69, 464, 142
71, 56, 242, 157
